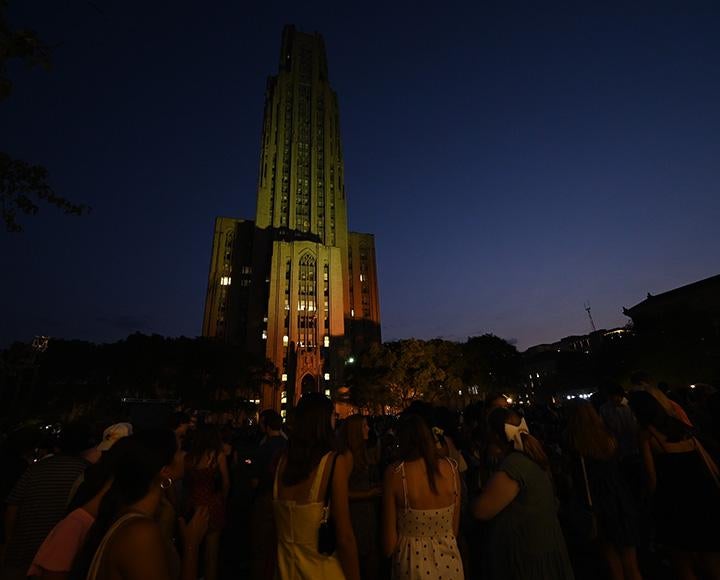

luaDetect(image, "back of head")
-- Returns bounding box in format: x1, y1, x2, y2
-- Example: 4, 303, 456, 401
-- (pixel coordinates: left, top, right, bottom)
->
261, 410, 283, 432
282, 393, 334, 486
186, 424, 223, 465
168, 411, 190, 431
627, 391, 690, 442
487, 407, 549, 469
397, 413, 440, 493
567, 401, 617, 460
59, 420, 95, 455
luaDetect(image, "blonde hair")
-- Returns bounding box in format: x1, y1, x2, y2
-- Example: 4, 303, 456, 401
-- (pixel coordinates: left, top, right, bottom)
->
567, 401, 617, 460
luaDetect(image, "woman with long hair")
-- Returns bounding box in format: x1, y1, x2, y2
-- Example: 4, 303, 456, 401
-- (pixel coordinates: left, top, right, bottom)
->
382, 412, 463, 580
273, 393, 360, 580
566, 401, 642, 580
183, 425, 229, 580
472, 407, 574, 580
628, 391, 720, 580
339, 415, 381, 579
72, 430, 208, 580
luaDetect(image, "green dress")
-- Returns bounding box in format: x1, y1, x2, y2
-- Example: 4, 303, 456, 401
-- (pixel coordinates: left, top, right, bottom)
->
484, 452, 574, 580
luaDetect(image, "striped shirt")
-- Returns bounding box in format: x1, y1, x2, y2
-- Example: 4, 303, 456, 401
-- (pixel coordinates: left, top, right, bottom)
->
5, 454, 89, 568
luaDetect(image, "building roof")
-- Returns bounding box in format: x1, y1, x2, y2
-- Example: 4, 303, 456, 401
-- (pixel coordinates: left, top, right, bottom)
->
623, 273, 720, 318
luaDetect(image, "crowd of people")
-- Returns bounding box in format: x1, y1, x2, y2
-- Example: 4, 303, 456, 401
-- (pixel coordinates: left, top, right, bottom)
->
0, 372, 719, 580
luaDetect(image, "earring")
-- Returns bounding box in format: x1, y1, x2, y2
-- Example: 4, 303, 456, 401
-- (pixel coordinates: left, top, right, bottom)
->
160, 477, 173, 490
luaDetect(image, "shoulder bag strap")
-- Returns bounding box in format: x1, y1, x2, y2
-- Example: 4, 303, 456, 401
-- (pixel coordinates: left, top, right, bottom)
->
580, 456, 593, 508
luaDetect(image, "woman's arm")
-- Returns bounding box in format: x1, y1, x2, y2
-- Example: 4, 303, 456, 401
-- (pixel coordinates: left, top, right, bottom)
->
639, 432, 657, 493
330, 454, 360, 580
472, 471, 519, 521
217, 452, 230, 499
381, 465, 398, 557
179, 506, 209, 580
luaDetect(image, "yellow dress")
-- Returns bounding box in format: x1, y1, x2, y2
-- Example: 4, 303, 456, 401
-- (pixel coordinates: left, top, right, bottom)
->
273, 452, 346, 580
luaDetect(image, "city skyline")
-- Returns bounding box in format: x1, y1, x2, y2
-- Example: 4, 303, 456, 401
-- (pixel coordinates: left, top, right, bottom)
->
2, 1, 720, 350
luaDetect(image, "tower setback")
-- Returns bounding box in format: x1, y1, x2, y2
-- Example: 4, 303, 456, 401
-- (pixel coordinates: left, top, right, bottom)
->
203, 26, 381, 412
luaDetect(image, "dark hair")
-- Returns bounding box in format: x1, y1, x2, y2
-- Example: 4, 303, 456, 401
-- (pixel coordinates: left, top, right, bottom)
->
72, 430, 177, 580
397, 413, 440, 493
487, 407, 549, 468
603, 382, 625, 398
185, 425, 223, 467
59, 420, 94, 455
628, 391, 691, 442
168, 411, 191, 430
630, 370, 652, 387
261, 410, 283, 432
282, 393, 335, 487
68, 436, 134, 511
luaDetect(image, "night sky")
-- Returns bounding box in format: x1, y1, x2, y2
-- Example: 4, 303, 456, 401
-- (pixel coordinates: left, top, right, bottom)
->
2, 1, 720, 350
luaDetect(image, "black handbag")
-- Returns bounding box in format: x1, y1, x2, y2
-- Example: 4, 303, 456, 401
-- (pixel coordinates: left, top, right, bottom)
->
318, 453, 339, 555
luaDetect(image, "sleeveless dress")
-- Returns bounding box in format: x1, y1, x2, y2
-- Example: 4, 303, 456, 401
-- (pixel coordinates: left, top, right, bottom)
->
651, 435, 720, 551
392, 458, 464, 580
184, 460, 226, 531
273, 452, 345, 580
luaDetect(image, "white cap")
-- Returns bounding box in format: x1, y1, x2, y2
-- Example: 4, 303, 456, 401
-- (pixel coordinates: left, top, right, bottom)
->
97, 422, 133, 451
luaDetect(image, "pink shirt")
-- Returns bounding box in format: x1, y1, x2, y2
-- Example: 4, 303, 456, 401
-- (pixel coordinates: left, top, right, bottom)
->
28, 508, 95, 576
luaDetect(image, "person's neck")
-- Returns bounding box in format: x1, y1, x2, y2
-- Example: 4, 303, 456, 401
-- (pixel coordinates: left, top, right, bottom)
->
125, 486, 162, 518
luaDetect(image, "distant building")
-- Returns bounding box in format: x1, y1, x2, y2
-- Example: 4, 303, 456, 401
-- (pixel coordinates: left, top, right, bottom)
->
623, 274, 720, 338
203, 26, 381, 412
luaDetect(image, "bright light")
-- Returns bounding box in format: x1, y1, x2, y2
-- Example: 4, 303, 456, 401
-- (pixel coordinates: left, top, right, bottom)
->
281, 373, 287, 382
506, 397, 513, 404
324, 335, 330, 347
324, 389, 331, 397
690, 384, 696, 389
324, 373, 330, 380
220, 276, 231, 286
347, 356, 355, 364
262, 330, 267, 340
351, 309, 355, 317
282, 335, 289, 346
458, 390, 463, 396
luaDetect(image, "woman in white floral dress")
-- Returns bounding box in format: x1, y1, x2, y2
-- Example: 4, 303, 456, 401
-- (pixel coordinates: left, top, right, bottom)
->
382, 414, 464, 580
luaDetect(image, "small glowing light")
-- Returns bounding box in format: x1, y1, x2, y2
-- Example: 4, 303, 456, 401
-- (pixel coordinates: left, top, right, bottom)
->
351, 309, 355, 317
281, 373, 287, 382
347, 356, 355, 364
262, 330, 267, 340
458, 390, 463, 396
324, 389, 331, 397
324, 335, 330, 347
324, 373, 330, 380
282, 335, 289, 346
280, 410, 287, 418
690, 384, 696, 389
535, 372, 540, 378
506, 397, 513, 404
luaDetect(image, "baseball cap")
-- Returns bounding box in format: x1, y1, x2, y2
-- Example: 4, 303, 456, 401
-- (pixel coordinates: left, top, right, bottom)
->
97, 422, 133, 451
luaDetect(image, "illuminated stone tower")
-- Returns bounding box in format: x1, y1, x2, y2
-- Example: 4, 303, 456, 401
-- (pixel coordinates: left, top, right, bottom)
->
203, 26, 381, 412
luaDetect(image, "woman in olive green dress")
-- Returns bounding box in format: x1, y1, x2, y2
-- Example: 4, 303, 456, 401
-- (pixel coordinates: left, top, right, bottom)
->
473, 408, 574, 580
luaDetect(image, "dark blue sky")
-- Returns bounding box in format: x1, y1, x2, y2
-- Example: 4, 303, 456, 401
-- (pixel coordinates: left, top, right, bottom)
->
2, 1, 720, 349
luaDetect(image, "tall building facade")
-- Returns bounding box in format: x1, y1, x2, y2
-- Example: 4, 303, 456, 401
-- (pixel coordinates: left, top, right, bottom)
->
203, 26, 381, 412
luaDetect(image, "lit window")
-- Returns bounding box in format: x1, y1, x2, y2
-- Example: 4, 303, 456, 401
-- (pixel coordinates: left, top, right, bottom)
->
282, 335, 289, 346
280, 409, 287, 418
360, 274, 365, 282
262, 330, 267, 340
220, 276, 231, 286
281, 373, 287, 382
324, 389, 331, 397
323, 335, 330, 347
351, 309, 355, 317
324, 373, 330, 380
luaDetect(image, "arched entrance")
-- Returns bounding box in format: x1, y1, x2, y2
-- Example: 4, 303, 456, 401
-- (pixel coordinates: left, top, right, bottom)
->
300, 373, 317, 395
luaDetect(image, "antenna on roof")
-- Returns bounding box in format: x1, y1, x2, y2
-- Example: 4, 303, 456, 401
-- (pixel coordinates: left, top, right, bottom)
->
584, 301, 597, 332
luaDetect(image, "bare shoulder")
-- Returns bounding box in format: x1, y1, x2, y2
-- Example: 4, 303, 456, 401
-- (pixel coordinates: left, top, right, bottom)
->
115, 517, 163, 550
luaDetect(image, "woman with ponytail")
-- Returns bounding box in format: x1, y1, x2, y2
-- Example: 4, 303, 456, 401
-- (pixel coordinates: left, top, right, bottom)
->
382, 412, 463, 579
73, 430, 208, 580
472, 407, 574, 580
